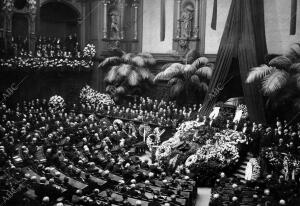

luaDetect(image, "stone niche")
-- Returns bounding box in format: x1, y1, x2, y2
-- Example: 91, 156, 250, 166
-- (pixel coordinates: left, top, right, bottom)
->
102, 0, 142, 53
173, 0, 202, 57
2, 0, 38, 52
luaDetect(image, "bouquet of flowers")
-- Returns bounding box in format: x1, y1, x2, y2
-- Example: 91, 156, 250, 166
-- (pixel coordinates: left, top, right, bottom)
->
161, 135, 181, 148
146, 134, 158, 151
0, 56, 94, 71
249, 158, 261, 180
175, 121, 205, 141
49, 95, 65, 111
79, 85, 115, 106
83, 44, 96, 59
216, 129, 248, 145
237, 104, 248, 119
196, 142, 239, 166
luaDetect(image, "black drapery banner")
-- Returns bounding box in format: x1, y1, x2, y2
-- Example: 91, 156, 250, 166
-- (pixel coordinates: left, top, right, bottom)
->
290, 0, 297, 35
200, 0, 267, 123
160, 0, 166, 41
211, 0, 218, 30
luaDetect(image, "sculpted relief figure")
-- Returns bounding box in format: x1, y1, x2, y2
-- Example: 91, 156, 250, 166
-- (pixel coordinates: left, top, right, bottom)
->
180, 5, 194, 38
110, 11, 120, 40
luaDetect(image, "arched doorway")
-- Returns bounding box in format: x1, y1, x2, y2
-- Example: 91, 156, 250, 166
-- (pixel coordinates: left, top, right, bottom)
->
39, 1, 80, 41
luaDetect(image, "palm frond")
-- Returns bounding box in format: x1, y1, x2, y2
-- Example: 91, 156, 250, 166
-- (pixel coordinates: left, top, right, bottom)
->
131, 55, 146, 67
290, 63, 300, 74
294, 73, 300, 90
98, 57, 123, 68
137, 67, 154, 81
105, 85, 116, 93
168, 77, 180, 85
190, 57, 209, 72
116, 86, 126, 95
198, 82, 209, 92
190, 57, 208, 74
264, 54, 281, 64
170, 80, 184, 99
190, 75, 209, 92
184, 49, 200, 64
190, 74, 201, 86
104, 66, 120, 83
183, 64, 193, 74
116, 64, 133, 77
268, 56, 292, 71
195, 66, 213, 79
137, 52, 156, 66
154, 63, 184, 82
293, 98, 300, 110
127, 70, 141, 86
262, 70, 289, 95
122, 53, 136, 62
161, 63, 173, 71
246, 65, 276, 83
285, 43, 300, 63
111, 48, 126, 57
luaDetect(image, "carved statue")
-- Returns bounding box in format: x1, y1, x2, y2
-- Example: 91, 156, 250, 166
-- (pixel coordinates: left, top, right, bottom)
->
110, 11, 120, 40
29, 14, 36, 34
180, 5, 194, 38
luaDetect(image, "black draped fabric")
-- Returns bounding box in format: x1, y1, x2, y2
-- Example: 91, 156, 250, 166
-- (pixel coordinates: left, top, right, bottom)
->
200, 0, 267, 123
290, 0, 297, 35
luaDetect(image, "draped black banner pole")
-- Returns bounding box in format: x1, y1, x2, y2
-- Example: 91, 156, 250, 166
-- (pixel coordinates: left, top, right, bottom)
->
211, 0, 218, 30
290, 0, 297, 35
160, 0, 166, 41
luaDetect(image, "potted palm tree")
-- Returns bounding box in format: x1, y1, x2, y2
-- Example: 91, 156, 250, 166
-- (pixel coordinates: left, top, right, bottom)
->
154, 50, 214, 105
246, 43, 300, 120
98, 51, 156, 102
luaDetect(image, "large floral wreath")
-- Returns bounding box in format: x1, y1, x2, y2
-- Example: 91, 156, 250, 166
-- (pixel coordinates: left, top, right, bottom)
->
155, 144, 171, 160
146, 134, 158, 151
138, 124, 152, 138
83, 44, 96, 59
80, 85, 115, 106
185, 154, 198, 167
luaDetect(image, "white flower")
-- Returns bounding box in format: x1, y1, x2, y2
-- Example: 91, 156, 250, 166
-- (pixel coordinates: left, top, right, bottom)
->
49, 95, 65, 111
155, 144, 171, 160
185, 154, 198, 167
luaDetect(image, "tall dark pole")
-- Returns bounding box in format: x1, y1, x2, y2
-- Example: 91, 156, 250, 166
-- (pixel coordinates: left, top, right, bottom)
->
290, 0, 297, 35
211, 0, 217, 30
160, 0, 165, 41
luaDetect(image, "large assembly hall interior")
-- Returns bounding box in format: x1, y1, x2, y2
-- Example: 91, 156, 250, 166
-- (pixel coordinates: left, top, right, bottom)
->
1, 0, 300, 205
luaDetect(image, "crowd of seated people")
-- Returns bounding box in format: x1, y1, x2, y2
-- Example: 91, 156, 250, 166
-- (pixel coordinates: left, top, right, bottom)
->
4, 34, 81, 59
80, 96, 202, 128
210, 173, 300, 206
0, 34, 94, 71
208, 118, 300, 205
0, 99, 196, 206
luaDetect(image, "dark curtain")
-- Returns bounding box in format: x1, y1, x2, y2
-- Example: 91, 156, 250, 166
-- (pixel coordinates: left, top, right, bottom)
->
200, 0, 267, 123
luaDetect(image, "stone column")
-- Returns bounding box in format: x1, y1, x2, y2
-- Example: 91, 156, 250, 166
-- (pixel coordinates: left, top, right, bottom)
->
120, 0, 125, 40
5, 11, 13, 36
193, 0, 199, 38
133, 1, 138, 40
103, 0, 109, 39
28, 13, 37, 52
80, 0, 86, 48
176, 0, 182, 38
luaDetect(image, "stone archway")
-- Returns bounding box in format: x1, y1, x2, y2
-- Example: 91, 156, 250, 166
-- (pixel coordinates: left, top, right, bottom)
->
39, 0, 81, 41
